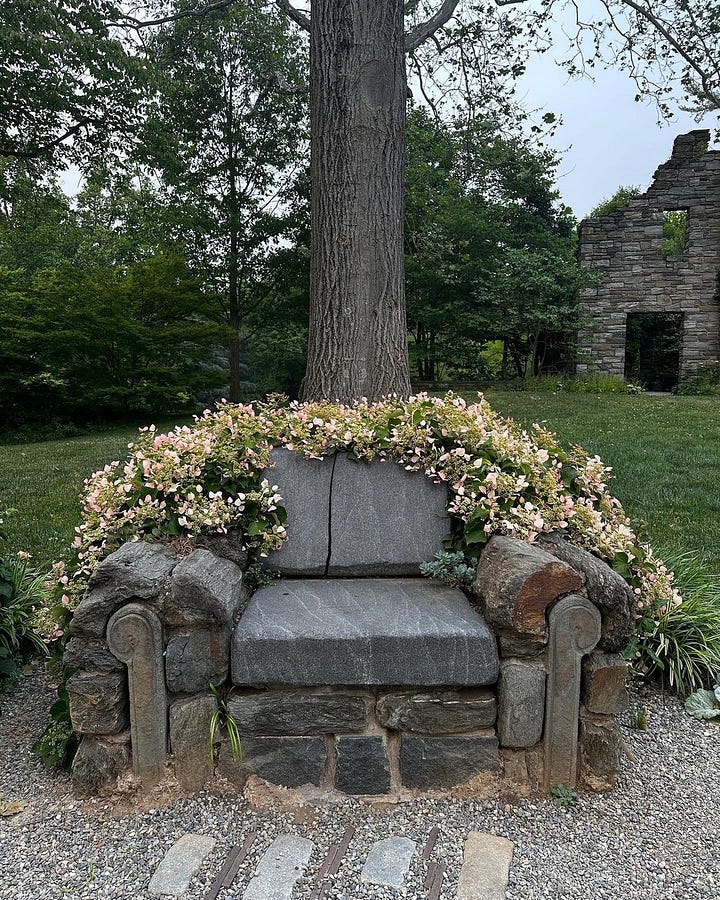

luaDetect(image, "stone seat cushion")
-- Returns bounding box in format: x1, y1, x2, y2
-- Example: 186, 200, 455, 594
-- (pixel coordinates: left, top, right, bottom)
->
231, 579, 499, 687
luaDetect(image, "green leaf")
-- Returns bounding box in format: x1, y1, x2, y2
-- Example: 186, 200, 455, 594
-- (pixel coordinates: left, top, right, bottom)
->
685, 689, 720, 720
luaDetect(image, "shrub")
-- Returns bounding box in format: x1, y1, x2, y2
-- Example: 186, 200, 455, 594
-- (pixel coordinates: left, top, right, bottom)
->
676, 363, 720, 396
632, 550, 720, 696
522, 374, 644, 394
0, 515, 49, 686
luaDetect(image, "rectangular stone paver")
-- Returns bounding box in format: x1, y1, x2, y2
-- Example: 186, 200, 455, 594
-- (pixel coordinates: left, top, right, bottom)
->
243, 834, 314, 899
360, 836, 416, 889
457, 832, 514, 900
148, 833, 216, 896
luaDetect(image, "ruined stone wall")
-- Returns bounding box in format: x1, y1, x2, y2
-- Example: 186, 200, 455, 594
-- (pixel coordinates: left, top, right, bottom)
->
577, 130, 720, 381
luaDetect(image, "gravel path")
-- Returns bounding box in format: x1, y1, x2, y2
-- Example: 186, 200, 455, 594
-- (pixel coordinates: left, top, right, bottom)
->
1, 671, 719, 900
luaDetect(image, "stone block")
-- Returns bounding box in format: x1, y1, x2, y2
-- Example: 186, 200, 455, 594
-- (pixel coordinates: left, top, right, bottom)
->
581, 651, 629, 714
67, 671, 128, 735
263, 447, 333, 575
538, 533, 635, 651
227, 691, 368, 735
71, 733, 130, 798
400, 734, 500, 789
241, 736, 327, 788
165, 629, 229, 694
544, 594, 601, 791
169, 549, 245, 628
497, 660, 546, 749
63, 637, 123, 672
579, 713, 622, 790
70, 542, 176, 638
149, 833, 216, 897
361, 837, 416, 889
376, 690, 496, 733
107, 604, 167, 782
231, 579, 499, 687
244, 835, 314, 900
474, 536, 582, 639
335, 735, 391, 794
457, 832, 514, 900
327, 454, 448, 575
169, 695, 215, 792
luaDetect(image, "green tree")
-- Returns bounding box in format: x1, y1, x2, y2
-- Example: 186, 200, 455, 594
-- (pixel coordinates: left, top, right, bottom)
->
589, 186, 643, 218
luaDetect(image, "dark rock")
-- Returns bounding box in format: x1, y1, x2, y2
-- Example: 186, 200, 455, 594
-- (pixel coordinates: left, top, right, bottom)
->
169, 549, 245, 628
496, 630, 547, 659
579, 712, 622, 790
231, 578, 499, 687
263, 448, 334, 575
227, 692, 368, 735
165, 629, 229, 694
497, 660, 546, 748
63, 637, 123, 672
335, 736, 391, 794
170, 695, 216, 791
327, 454, 449, 575
241, 736, 327, 788
70, 542, 176, 638
193, 533, 248, 569
581, 652, 629, 715
538, 533, 635, 651
474, 536, 582, 639
71, 733, 130, 798
376, 690, 496, 733
400, 734, 500, 789
67, 671, 128, 735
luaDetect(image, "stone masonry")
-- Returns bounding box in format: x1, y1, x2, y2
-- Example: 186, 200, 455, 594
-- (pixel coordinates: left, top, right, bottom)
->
577, 130, 720, 382
65, 453, 631, 799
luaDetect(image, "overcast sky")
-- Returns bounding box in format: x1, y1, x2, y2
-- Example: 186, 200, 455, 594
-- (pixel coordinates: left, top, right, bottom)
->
518, 33, 717, 219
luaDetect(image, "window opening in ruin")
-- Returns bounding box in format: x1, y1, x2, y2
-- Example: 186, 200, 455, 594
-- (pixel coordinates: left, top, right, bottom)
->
662, 210, 688, 257
624, 312, 683, 391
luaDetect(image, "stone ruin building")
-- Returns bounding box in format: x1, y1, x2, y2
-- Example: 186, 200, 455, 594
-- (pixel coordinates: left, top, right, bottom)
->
577, 130, 720, 390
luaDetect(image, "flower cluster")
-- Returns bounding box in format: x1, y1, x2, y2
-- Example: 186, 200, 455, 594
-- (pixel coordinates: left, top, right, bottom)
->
42, 393, 679, 640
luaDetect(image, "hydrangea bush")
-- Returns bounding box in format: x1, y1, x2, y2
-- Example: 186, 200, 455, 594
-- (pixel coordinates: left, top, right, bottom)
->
40, 393, 680, 656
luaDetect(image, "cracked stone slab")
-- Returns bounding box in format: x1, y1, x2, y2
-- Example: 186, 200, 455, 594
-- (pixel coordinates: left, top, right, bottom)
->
148, 833, 216, 896
231, 579, 499, 686
457, 832, 514, 900
243, 834, 314, 900
328, 453, 449, 575
360, 836, 416, 889
262, 447, 334, 575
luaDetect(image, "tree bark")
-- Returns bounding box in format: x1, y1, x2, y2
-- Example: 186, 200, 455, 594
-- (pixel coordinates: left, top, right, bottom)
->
303, 0, 411, 403
226, 98, 242, 403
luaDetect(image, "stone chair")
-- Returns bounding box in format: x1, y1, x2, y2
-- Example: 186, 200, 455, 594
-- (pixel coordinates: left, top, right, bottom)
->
65, 449, 633, 798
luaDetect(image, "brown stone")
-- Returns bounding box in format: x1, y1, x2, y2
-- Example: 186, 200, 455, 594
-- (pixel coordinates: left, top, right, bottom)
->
376, 690, 496, 733
582, 652, 629, 715
71, 732, 131, 798
67, 671, 128, 735
170, 695, 215, 792
474, 536, 582, 639
579, 712, 622, 791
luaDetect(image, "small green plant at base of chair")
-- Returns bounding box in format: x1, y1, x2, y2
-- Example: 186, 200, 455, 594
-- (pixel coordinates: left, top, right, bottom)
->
551, 784, 578, 808
632, 706, 648, 730
420, 551, 476, 588
209, 683, 243, 766
684, 683, 720, 721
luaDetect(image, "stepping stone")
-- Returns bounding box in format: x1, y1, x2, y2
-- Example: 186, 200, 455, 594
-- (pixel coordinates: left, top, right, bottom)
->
360, 836, 416, 889
148, 833, 216, 896
456, 832, 514, 900
243, 834, 314, 900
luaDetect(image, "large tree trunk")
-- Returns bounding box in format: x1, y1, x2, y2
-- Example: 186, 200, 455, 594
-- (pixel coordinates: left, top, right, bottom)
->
303, 0, 411, 403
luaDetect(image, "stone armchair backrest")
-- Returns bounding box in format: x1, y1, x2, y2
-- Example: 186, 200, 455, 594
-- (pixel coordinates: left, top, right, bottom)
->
264, 449, 449, 576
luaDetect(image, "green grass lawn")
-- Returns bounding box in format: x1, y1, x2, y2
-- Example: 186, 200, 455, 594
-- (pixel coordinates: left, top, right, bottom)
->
1, 394, 720, 570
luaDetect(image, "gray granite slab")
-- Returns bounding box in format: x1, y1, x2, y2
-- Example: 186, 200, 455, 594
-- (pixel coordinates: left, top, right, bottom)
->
148, 833, 216, 896
328, 454, 449, 575
243, 834, 314, 900
231, 579, 499, 686
360, 836, 416, 889
263, 447, 334, 575
457, 832, 514, 900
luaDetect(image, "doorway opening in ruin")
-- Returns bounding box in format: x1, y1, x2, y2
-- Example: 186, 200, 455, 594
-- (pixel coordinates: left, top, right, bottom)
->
624, 312, 683, 391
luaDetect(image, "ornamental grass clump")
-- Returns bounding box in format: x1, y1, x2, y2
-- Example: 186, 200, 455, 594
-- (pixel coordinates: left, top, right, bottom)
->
39, 393, 680, 664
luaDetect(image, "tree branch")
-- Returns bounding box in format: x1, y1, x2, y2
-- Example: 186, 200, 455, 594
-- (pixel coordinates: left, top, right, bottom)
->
0, 118, 91, 160
275, 0, 310, 32
405, 0, 460, 52
618, 0, 720, 107
119, 0, 239, 30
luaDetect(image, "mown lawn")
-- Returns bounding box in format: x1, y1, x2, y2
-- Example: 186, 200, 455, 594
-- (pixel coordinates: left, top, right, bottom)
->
1, 394, 719, 569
